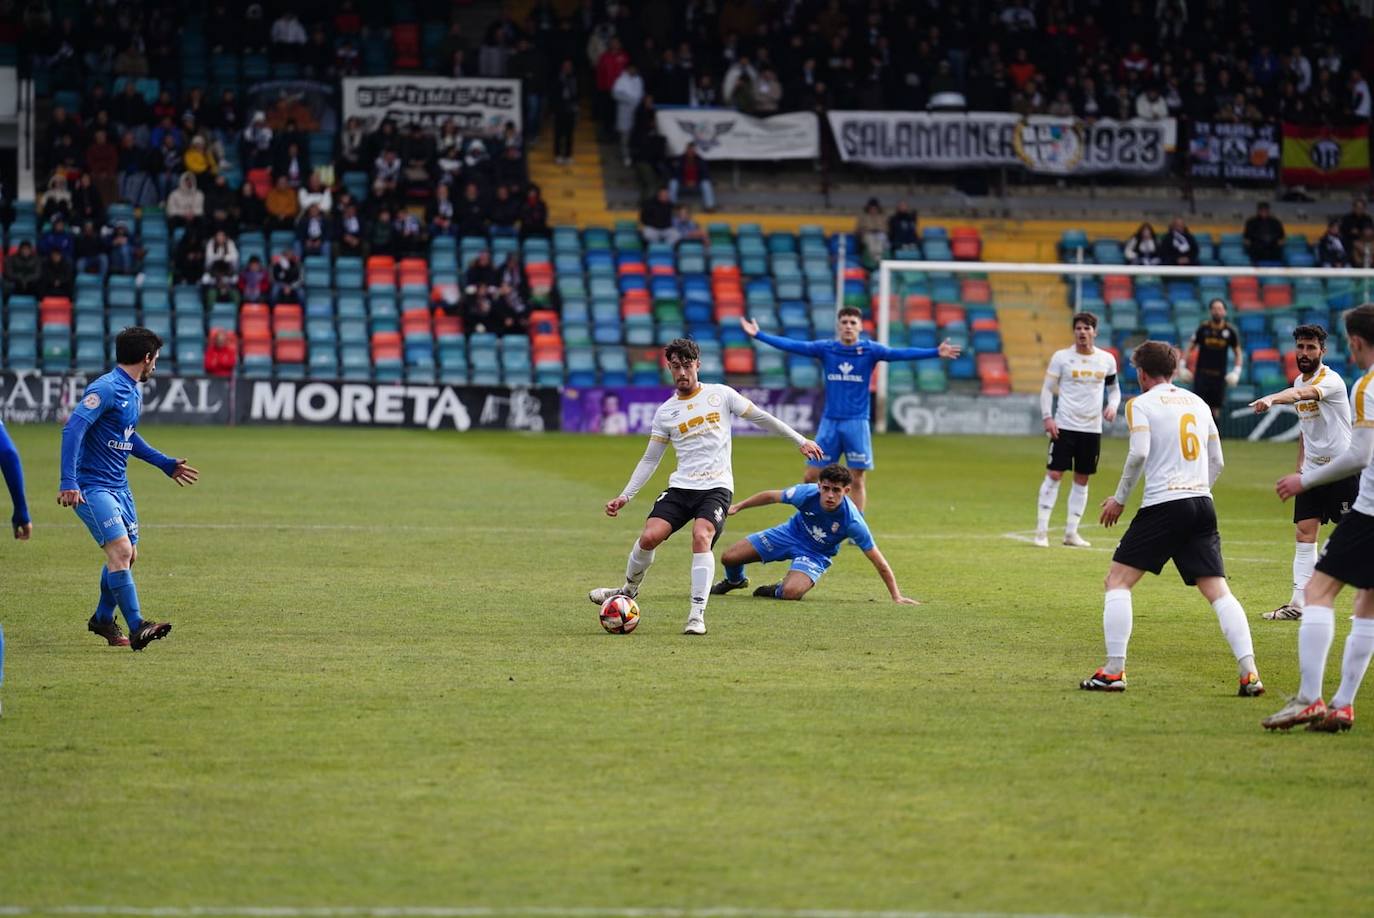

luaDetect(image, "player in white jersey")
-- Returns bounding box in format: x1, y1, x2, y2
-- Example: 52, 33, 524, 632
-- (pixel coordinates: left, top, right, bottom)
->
590, 338, 823, 635
1080, 341, 1264, 696
1264, 305, 1374, 733
1034, 312, 1121, 548
1248, 324, 1357, 621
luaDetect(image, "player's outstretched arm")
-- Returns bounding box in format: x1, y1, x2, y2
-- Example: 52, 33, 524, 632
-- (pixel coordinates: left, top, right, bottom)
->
606, 436, 668, 517
863, 546, 920, 605
1250, 384, 1323, 414
1278, 425, 1374, 501
0, 425, 31, 539
738, 402, 823, 460
873, 341, 944, 362
130, 433, 199, 486
727, 489, 783, 516
742, 321, 826, 357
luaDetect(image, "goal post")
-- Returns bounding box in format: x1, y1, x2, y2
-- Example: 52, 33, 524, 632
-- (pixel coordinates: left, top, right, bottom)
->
873, 258, 1374, 434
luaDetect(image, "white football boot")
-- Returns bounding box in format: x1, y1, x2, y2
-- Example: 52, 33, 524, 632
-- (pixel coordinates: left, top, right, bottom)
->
1063, 532, 1092, 548
588, 586, 636, 605
682, 611, 707, 635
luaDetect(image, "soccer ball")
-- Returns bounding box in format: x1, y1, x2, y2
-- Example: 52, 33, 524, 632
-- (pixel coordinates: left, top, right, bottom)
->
599, 595, 640, 634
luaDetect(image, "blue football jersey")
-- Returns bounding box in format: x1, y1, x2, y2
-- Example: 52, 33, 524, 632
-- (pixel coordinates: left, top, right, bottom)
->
778, 482, 875, 557
753, 331, 939, 419
61, 368, 145, 490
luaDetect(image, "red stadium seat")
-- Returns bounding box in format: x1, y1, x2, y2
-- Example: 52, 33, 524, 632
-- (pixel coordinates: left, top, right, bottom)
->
40, 297, 72, 325
1262, 284, 1293, 307
272, 304, 303, 334
723, 348, 755, 374
960, 279, 991, 303
935, 303, 966, 327
274, 338, 305, 363
903, 294, 933, 323
434, 314, 463, 338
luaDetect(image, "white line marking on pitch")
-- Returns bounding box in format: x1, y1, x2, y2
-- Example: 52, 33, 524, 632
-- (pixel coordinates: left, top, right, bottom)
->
0, 907, 1137, 918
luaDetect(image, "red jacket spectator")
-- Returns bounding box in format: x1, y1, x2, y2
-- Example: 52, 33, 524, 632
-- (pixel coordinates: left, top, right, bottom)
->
204, 330, 237, 378
596, 41, 629, 92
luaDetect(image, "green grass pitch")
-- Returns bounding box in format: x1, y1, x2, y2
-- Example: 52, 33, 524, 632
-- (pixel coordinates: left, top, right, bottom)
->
1, 425, 1372, 917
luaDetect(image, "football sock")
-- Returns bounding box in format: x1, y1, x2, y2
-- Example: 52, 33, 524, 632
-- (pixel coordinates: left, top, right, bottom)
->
1210, 593, 1256, 676
1297, 605, 1335, 703
623, 542, 655, 594
1065, 482, 1089, 535
1103, 588, 1132, 674
1290, 541, 1317, 608
94, 565, 117, 624
105, 568, 143, 633
773, 583, 785, 599
690, 552, 713, 618
1036, 477, 1061, 532
1331, 617, 1374, 709
724, 563, 746, 582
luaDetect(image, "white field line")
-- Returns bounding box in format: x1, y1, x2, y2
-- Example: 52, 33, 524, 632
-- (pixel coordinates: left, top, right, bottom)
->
0, 907, 1138, 918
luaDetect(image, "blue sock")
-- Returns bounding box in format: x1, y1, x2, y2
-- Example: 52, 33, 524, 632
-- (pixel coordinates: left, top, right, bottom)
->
94, 566, 117, 624
773, 583, 784, 598
725, 564, 745, 582
106, 569, 144, 632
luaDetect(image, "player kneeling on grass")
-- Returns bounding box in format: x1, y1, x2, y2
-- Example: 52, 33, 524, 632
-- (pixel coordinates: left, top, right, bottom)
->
709, 464, 918, 605
1081, 340, 1264, 696
1262, 304, 1374, 733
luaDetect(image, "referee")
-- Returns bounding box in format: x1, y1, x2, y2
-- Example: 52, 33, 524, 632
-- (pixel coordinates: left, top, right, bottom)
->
1183, 298, 1243, 421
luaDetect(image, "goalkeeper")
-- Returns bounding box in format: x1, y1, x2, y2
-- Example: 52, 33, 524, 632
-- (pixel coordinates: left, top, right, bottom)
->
1180, 298, 1243, 422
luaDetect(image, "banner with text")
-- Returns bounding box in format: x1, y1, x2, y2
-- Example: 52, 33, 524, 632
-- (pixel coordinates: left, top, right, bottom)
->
827, 111, 1174, 174
561, 386, 821, 436
655, 109, 820, 160
238, 379, 557, 431
341, 76, 521, 137
1187, 120, 1280, 183
888, 392, 1047, 436
0, 372, 231, 425
1281, 122, 1371, 186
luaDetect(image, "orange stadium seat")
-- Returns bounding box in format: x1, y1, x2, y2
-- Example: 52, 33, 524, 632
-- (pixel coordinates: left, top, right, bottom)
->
274, 338, 305, 363
272, 304, 303, 334
903, 294, 933, 322
723, 348, 755, 374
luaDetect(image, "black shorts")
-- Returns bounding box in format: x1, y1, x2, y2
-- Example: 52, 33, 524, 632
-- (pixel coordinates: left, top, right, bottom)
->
1294, 474, 1360, 525
1315, 508, 1374, 589
648, 486, 732, 547
1047, 429, 1101, 474
1193, 371, 1227, 409
1112, 496, 1226, 585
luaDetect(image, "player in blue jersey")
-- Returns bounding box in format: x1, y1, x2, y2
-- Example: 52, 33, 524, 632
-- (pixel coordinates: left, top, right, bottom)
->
58, 327, 199, 651
741, 306, 960, 510
709, 464, 919, 603
1, 416, 33, 716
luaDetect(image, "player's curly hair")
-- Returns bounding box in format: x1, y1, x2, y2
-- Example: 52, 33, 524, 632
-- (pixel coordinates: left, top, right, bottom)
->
818, 464, 853, 486
663, 337, 700, 364
1071, 312, 1099, 330
1293, 324, 1328, 346
1345, 305, 1374, 346
1132, 340, 1178, 380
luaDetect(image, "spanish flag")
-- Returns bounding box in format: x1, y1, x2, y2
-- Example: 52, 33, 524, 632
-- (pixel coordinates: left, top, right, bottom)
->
1282, 123, 1371, 185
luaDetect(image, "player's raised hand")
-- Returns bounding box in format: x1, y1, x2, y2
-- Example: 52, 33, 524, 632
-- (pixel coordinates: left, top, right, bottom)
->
1099, 497, 1124, 528
1276, 473, 1305, 501
57, 489, 84, 507
170, 459, 199, 487
739, 316, 759, 337
1043, 417, 1060, 440
605, 495, 629, 517
13, 522, 31, 540
1249, 396, 1274, 415
937, 338, 962, 359
798, 439, 824, 461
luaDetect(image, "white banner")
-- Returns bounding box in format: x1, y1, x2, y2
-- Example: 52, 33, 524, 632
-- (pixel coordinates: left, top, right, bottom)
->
656, 108, 819, 160
828, 111, 1175, 174
341, 76, 521, 137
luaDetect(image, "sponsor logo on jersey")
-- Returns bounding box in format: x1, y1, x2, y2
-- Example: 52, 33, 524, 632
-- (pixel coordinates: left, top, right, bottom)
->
827, 361, 866, 383
807, 524, 828, 543
106, 424, 135, 451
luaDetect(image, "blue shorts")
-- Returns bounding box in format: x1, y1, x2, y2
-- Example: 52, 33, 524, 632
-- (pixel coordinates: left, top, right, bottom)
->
747, 525, 833, 583
811, 417, 873, 469
74, 487, 139, 546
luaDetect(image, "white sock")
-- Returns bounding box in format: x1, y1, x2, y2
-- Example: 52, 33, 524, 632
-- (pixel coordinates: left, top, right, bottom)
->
1103, 588, 1132, 673
1331, 618, 1374, 709
689, 552, 714, 619
1211, 593, 1257, 676
1065, 482, 1089, 535
1036, 477, 1061, 532
623, 542, 655, 594
1291, 541, 1318, 608
1297, 605, 1335, 703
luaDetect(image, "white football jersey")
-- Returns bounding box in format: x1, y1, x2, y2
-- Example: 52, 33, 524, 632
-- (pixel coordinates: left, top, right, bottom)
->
1046, 347, 1119, 433
1293, 364, 1353, 474
1350, 370, 1374, 516
649, 383, 756, 492
1125, 384, 1221, 508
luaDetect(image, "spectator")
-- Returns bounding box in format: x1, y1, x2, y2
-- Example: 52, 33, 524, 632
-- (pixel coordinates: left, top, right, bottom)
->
465, 251, 498, 290
39, 216, 74, 260
174, 226, 207, 284
366, 207, 396, 257
167, 171, 205, 230
672, 204, 705, 244
203, 270, 242, 307
40, 248, 75, 298
400, 123, 435, 195
70, 173, 105, 226
1124, 223, 1161, 266
456, 182, 488, 238
394, 209, 425, 257
463, 288, 518, 336
1135, 86, 1169, 120
111, 81, 149, 138
371, 148, 402, 202
595, 36, 630, 141
1317, 218, 1348, 268
242, 111, 274, 169
496, 252, 527, 314
1354, 226, 1374, 269
338, 116, 368, 172
1351, 70, 1372, 119
296, 204, 332, 259
204, 229, 239, 279
668, 141, 716, 212
690, 72, 719, 108
856, 197, 888, 265
265, 175, 300, 230
239, 255, 271, 301
1160, 216, 1199, 266
86, 129, 120, 205
106, 223, 142, 277
117, 133, 156, 208
270, 10, 308, 59
888, 201, 918, 252
1340, 198, 1374, 252
519, 184, 549, 239
490, 185, 521, 234
613, 63, 645, 167
184, 134, 218, 184
754, 68, 783, 114
427, 183, 455, 237
1243, 202, 1285, 265
4, 241, 41, 296
295, 172, 331, 214
336, 202, 365, 257
270, 248, 303, 303
552, 59, 578, 165
203, 329, 237, 378
273, 141, 309, 189
40, 173, 72, 224
73, 221, 108, 277
640, 187, 677, 245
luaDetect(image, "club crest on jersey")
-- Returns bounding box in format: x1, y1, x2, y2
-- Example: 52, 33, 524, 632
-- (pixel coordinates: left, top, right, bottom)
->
831, 522, 841, 533
83, 393, 101, 409
707, 393, 722, 407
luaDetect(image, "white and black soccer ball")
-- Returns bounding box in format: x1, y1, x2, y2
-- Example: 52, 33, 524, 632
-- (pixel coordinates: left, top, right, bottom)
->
599, 595, 640, 634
